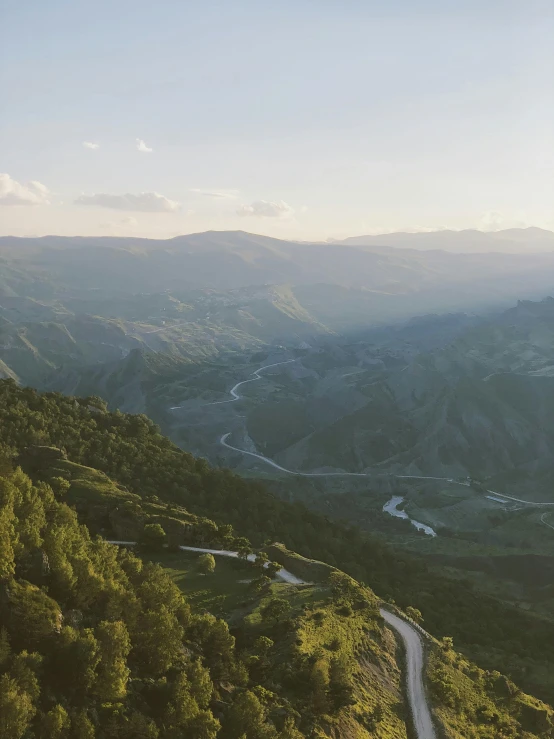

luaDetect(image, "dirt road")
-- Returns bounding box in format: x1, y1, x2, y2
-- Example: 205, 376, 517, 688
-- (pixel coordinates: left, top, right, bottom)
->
380, 609, 437, 739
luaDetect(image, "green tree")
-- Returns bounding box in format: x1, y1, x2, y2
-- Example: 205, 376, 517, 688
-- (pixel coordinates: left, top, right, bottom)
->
261, 598, 291, 625
188, 659, 214, 709
329, 655, 355, 710
121, 712, 159, 739
197, 553, 216, 575
40, 705, 70, 739
0, 627, 11, 666
265, 562, 281, 579
279, 716, 303, 739
250, 575, 271, 594
9, 651, 42, 704
406, 606, 423, 625
0, 675, 35, 739
165, 671, 219, 738
0, 505, 16, 580
328, 571, 359, 603
309, 659, 329, 715
70, 711, 95, 739
255, 551, 269, 571
254, 636, 274, 656
187, 710, 220, 739
133, 606, 184, 675
94, 620, 131, 701
235, 537, 253, 560
226, 690, 277, 739
49, 477, 71, 498
139, 523, 167, 552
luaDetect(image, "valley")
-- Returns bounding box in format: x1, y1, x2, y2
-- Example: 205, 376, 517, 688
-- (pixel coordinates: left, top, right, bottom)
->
3, 229, 554, 719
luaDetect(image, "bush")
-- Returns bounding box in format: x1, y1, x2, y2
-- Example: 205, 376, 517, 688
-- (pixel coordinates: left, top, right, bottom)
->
197, 553, 216, 575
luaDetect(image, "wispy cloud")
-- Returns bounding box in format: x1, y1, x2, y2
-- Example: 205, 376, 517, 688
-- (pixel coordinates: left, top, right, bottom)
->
478, 210, 504, 231
237, 199, 295, 219
75, 191, 180, 212
83, 141, 100, 150
136, 138, 153, 153
189, 188, 239, 200
0, 174, 50, 206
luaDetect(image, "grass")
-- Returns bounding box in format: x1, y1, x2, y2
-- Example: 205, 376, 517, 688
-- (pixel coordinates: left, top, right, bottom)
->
427, 645, 554, 738
47, 459, 139, 504
144, 549, 258, 617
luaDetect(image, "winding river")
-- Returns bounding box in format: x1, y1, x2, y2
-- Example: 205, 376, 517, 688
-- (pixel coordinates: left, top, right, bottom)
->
382, 496, 437, 537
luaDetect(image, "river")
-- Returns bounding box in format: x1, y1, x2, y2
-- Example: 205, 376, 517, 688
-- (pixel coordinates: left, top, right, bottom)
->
383, 496, 437, 537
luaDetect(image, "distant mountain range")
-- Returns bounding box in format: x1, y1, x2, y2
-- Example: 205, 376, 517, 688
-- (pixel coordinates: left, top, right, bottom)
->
332, 226, 554, 253
2, 229, 554, 391
2, 228, 554, 297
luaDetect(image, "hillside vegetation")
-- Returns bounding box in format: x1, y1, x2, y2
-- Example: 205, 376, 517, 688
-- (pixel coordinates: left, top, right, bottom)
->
2, 380, 554, 712
1, 456, 553, 738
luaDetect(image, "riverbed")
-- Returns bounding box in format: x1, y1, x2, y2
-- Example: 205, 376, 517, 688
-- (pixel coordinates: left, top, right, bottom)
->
383, 496, 437, 536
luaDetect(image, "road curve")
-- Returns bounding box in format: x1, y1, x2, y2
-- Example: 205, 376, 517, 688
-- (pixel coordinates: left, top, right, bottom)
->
170, 359, 297, 410
172, 359, 554, 512
221, 432, 371, 478
106, 541, 304, 584
380, 609, 437, 739
108, 540, 435, 738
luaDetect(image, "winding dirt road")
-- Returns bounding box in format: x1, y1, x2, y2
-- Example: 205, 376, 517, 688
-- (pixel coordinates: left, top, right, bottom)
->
109, 540, 436, 738
380, 609, 437, 739
211, 362, 554, 520
170, 359, 297, 410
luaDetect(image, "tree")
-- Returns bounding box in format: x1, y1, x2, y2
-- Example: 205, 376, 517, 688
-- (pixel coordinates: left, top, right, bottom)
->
188, 614, 235, 679
261, 598, 290, 625
254, 636, 274, 656
133, 606, 184, 675
165, 672, 199, 731
309, 660, 329, 715
187, 710, 220, 739
328, 571, 359, 603
265, 562, 281, 579
226, 690, 276, 739
406, 606, 423, 625
250, 575, 271, 594
9, 651, 42, 704
0, 627, 10, 666
0, 675, 35, 739
40, 705, 70, 739
197, 553, 216, 575
255, 551, 269, 571
121, 712, 158, 739
329, 655, 355, 710
70, 711, 95, 739
235, 537, 253, 560
94, 620, 131, 701
279, 716, 303, 739
49, 477, 70, 498
188, 659, 214, 709
0, 505, 16, 580
139, 523, 167, 552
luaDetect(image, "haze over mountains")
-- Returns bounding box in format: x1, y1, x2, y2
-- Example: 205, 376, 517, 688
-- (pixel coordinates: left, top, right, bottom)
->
2, 228, 554, 312
3, 228, 554, 499
333, 226, 554, 253
4, 227, 554, 730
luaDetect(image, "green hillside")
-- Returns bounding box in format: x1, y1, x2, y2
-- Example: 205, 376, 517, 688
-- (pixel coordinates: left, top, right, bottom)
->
1, 454, 553, 737
2, 380, 554, 715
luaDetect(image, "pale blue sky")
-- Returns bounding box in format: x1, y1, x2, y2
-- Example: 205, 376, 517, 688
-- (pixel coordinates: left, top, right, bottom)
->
1, 0, 553, 239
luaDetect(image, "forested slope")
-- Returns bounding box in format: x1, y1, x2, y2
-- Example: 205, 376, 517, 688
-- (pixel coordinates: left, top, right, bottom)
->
2, 379, 554, 710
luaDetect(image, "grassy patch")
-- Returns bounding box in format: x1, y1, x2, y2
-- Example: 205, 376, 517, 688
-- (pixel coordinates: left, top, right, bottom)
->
144, 549, 257, 617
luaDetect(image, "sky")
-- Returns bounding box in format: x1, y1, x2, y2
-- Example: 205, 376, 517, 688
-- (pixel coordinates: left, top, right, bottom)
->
1, 0, 553, 240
